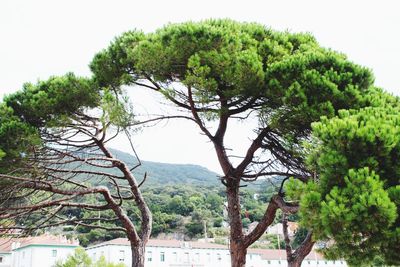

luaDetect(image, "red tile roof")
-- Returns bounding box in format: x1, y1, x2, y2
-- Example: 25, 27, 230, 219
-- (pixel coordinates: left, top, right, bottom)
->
96, 238, 227, 249
247, 248, 287, 260
0, 238, 14, 253
248, 248, 324, 261
0, 234, 78, 251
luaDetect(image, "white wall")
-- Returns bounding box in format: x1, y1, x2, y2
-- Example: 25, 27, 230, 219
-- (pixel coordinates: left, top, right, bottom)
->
87, 244, 234, 267
12, 245, 76, 267
144, 246, 231, 267
0, 253, 11, 267
86, 244, 348, 267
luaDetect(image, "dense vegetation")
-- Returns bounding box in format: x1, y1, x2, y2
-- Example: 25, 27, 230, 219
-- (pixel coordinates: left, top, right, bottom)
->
110, 149, 221, 187
53, 153, 281, 247
287, 92, 400, 266
56, 247, 125, 267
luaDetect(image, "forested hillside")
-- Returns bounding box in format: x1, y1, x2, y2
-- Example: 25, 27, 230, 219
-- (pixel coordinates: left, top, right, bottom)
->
110, 149, 221, 186
44, 150, 283, 247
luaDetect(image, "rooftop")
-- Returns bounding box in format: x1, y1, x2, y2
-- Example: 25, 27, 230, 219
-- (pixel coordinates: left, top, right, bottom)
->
90, 238, 228, 250
0, 234, 79, 252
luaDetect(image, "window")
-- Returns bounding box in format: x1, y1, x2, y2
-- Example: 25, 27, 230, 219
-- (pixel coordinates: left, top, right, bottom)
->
267, 260, 271, 264
173, 252, 178, 262
119, 250, 125, 262
184, 252, 189, 263
52, 250, 57, 257
160, 252, 165, 262
217, 253, 222, 261
0, 256, 3, 263
147, 251, 152, 262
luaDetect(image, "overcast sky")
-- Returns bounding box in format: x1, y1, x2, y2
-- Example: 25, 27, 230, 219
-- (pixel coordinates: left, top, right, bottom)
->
1, 0, 399, 173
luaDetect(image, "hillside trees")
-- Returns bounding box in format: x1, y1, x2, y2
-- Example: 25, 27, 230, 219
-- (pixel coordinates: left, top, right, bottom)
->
90, 19, 377, 267
0, 74, 152, 267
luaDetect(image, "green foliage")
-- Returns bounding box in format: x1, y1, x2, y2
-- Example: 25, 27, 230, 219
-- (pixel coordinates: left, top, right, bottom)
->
67, 179, 274, 244
292, 227, 308, 249
108, 149, 221, 187
100, 89, 135, 129
296, 104, 400, 266
258, 234, 286, 249
94, 256, 126, 267
56, 248, 125, 267
242, 218, 251, 228
4, 73, 99, 127
55, 247, 92, 267
151, 211, 183, 236
0, 104, 40, 171
90, 31, 145, 88
91, 19, 373, 146
0, 73, 100, 172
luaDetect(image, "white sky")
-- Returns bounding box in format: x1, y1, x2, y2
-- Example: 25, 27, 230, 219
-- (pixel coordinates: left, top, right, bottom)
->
1, 0, 399, 173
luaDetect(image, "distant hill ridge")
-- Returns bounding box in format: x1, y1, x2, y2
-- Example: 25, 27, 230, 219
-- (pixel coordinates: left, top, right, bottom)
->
109, 148, 221, 186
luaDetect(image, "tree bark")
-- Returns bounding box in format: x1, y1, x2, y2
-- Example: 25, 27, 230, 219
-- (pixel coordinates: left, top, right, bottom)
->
226, 181, 247, 267
286, 231, 315, 267
130, 240, 145, 267
287, 259, 303, 267
230, 242, 247, 267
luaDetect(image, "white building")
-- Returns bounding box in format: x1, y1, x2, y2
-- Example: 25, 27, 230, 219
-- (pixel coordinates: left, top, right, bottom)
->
0, 235, 78, 267
86, 238, 347, 267
0, 239, 13, 267
266, 222, 298, 237
86, 239, 231, 267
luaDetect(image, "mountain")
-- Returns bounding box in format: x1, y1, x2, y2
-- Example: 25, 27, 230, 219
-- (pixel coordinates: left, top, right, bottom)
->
109, 149, 221, 187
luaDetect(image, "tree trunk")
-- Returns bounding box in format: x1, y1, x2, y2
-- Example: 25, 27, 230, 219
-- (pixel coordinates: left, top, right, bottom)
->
230, 242, 247, 267
287, 259, 302, 267
286, 231, 314, 267
226, 182, 247, 267
130, 241, 145, 267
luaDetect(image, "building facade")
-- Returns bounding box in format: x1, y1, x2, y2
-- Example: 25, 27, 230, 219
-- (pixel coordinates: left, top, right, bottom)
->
86, 238, 348, 267
0, 235, 78, 267
0, 240, 12, 267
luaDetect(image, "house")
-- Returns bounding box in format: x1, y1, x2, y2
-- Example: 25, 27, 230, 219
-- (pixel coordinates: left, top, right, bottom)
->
0, 239, 13, 267
0, 234, 78, 267
249, 249, 347, 267
86, 238, 348, 267
266, 222, 298, 237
